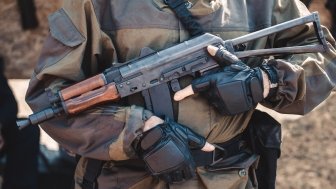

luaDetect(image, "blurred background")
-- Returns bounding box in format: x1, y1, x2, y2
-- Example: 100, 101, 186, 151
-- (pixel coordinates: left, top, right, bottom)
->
0, 0, 335, 189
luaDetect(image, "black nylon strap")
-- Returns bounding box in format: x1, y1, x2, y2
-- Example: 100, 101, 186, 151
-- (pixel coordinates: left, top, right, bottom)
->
164, 0, 204, 37
192, 134, 243, 167
82, 158, 104, 189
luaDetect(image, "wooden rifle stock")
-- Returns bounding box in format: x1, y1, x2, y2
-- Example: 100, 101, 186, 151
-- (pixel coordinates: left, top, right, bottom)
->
60, 74, 107, 101
16, 81, 120, 130
63, 83, 120, 114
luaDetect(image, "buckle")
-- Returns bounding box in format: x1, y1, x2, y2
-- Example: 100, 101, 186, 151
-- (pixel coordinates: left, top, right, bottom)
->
210, 144, 227, 166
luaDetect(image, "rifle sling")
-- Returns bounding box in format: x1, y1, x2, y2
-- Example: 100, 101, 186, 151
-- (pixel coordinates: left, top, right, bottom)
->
164, 0, 204, 37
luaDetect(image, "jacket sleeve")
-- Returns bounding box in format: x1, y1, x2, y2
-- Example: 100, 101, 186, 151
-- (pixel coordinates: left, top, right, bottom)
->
25, 0, 146, 161
261, 0, 336, 114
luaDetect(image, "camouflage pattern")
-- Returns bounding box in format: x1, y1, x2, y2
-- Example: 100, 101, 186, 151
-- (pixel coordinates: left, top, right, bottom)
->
25, 0, 336, 188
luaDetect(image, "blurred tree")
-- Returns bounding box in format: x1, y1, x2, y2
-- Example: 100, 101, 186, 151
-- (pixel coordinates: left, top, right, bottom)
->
325, 0, 336, 38
17, 0, 38, 30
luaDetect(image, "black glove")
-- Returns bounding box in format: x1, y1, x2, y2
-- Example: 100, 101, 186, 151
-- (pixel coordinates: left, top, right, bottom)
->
133, 117, 206, 183
192, 47, 277, 115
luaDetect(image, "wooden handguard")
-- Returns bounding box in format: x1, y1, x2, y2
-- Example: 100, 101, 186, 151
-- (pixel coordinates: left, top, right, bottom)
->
63, 83, 120, 114
60, 74, 106, 101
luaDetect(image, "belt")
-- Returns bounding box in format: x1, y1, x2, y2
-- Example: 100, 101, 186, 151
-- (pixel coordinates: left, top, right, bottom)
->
191, 134, 245, 167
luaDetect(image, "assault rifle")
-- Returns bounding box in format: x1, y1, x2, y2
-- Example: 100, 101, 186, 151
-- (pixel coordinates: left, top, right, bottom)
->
17, 12, 328, 129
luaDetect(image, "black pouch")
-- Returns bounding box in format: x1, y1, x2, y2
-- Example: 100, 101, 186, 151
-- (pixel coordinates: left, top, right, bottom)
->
202, 149, 260, 189
198, 135, 260, 187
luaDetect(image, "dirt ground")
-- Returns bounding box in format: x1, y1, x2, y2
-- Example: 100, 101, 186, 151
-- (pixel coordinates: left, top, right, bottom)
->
275, 93, 336, 189
0, 0, 61, 79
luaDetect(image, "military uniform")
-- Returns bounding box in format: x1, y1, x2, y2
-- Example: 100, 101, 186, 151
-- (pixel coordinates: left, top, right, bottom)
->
26, 0, 336, 188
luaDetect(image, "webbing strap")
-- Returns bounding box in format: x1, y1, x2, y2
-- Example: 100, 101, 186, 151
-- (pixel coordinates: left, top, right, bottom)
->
164, 0, 204, 37
82, 158, 104, 189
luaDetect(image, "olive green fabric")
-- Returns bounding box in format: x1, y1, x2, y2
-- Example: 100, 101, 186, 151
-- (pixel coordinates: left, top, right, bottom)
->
25, 0, 335, 188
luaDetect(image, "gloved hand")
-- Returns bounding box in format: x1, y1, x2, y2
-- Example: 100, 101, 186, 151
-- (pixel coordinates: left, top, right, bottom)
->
174, 45, 278, 115
134, 116, 214, 183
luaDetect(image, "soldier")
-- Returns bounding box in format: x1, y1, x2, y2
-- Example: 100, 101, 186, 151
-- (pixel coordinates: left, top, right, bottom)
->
25, 0, 336, 189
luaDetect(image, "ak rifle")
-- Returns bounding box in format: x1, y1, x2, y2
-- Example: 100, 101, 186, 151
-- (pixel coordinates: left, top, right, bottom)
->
17, 12, 329, 129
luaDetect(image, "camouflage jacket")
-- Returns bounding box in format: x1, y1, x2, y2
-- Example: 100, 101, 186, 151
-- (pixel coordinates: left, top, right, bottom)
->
26, 0, 335, 162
